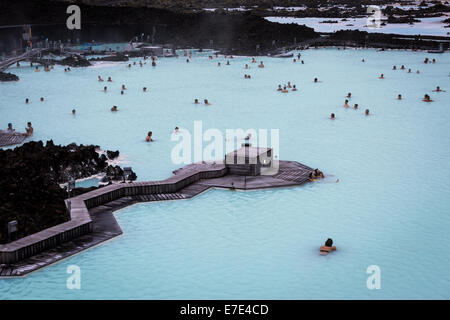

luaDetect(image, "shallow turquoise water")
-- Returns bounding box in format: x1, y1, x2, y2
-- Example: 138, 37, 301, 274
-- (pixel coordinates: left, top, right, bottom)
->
1, 48, 449, 299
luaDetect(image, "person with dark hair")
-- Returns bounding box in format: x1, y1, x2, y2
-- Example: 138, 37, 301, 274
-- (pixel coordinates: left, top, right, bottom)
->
6, 123, 15, 132
320, 238, 337, 255
314, 168, 324, 178
423, 94, 433, 102
146, 131, 153, 142
25, 122, 33, 136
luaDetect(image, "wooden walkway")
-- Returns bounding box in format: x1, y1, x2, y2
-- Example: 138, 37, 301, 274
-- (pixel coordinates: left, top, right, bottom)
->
0, 48, 45, 72
0, 132, 27, 147
0, 160, 314, 277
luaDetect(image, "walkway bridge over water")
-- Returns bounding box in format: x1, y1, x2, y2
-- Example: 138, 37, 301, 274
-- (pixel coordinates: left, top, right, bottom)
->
0, 48, 47, 72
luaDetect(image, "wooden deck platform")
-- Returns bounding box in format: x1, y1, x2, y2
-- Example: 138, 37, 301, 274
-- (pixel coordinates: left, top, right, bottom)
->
0, 132, 27, 147
0, 160, 314, 277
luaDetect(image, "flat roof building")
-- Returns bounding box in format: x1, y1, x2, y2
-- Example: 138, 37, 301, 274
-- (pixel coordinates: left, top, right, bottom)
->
225, 146, 272, 176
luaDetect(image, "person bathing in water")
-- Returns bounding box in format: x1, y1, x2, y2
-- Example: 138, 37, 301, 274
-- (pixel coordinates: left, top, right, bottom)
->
146, 131, 153, 142
433, 86, 445, 92
25, 122, 33, 136
343, 99, 350, 108
6, 123, 15, 132
277, 85, 282, 91
423, 94, 433, 102
292, 85, 297, 91
204, 99, 211, 105
111, 106, 118, 112
194, 99, 199, 104
258, 61, 264, 68
379, 74, 385, 79
320, 238, 337, 256
282, 86, 289, 93
330, 113, 335, 120
398, 94, 402, 100
308, 169, 324, 181
98, 75, 103, 82
346, 92, 351, 98
314, 168, 324, 178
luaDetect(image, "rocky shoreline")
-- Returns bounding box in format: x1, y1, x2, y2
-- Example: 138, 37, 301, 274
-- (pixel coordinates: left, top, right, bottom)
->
0, 140, 136, 244
0, 0, 318, 56
0, 72, 19, 81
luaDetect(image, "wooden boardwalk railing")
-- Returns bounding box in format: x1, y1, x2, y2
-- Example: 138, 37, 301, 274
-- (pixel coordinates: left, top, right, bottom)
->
0, 163, 227, 264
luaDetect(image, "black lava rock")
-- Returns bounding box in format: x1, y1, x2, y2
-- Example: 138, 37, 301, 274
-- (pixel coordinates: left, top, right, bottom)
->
57, 55, 91, 67
0, 72, 19, 82
0, 140, 134, 244
89, 54, 129, 62
106, 150, 120, 160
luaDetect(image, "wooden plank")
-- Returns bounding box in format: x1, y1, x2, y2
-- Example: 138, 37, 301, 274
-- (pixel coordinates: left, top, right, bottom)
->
0, 132, 27, 147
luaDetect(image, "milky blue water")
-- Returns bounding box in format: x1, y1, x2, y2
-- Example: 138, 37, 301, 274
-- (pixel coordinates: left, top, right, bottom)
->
265, 16, 450, 37
1, 48, 449, 299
